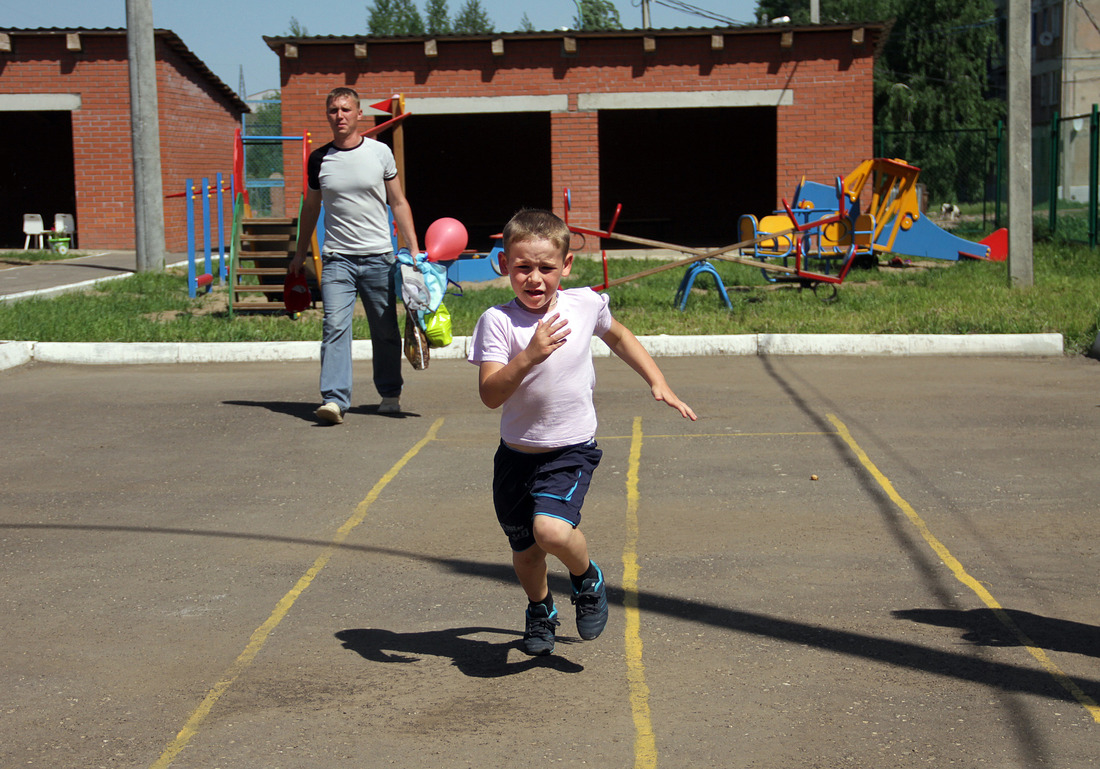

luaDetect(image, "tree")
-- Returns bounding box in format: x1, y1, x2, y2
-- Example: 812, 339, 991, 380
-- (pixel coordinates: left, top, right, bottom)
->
753, 0, 1003, 202
519, 12, 535, 32
367, 0, 425, 35
287, 16, 309, 36
573, 0, 623, 31
425, 0, 453, 34
453, 0, 494, 33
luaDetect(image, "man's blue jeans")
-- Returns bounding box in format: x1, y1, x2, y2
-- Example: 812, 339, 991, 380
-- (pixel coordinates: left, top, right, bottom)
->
319, 253, 402, 411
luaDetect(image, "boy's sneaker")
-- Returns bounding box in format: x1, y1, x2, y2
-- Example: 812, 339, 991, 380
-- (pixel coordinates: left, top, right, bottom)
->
523, 603, 560, 656
571, 562, 608, 640
378, 397, 401, 415
315, 402, 344, 424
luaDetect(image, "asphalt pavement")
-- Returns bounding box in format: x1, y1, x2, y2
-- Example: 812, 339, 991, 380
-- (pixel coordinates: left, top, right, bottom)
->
2, 251, 1098, 767
2, 354, 1098, 768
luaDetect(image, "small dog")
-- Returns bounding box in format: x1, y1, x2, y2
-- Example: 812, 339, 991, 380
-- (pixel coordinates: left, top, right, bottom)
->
940, 202, 960, 221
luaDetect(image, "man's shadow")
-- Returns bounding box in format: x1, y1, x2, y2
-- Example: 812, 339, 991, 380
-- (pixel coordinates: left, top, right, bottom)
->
335, 626, 584, 677
895, 608, 1100, 658
223, 400, 421, 422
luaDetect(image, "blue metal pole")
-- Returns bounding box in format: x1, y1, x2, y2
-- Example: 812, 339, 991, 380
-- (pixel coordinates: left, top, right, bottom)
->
201, 176, 212, 279
186, 178, 196, 297
216, 171, 226, 282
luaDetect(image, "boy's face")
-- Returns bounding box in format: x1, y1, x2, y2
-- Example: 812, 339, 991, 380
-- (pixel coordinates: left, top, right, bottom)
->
499, 237, 573, 314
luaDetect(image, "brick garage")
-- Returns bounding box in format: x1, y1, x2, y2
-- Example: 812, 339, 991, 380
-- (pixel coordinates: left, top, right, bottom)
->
269, 24, 883, 250
0, 28, 247, 251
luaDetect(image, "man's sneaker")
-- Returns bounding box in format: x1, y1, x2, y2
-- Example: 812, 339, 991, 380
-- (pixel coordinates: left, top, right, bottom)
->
571, 562, 608, 640
523, 603, 560, 656
315, 402, 344, 424
378, 396, 401, 415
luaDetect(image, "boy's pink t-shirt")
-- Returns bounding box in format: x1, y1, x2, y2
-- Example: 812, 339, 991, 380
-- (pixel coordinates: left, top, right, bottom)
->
468, 288, 614, 449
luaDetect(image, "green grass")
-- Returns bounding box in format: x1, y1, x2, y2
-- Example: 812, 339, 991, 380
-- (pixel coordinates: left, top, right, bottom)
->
2, 241, 1098, 354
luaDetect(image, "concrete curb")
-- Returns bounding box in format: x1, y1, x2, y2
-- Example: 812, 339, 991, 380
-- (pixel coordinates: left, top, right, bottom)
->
0, 333, 1065, 371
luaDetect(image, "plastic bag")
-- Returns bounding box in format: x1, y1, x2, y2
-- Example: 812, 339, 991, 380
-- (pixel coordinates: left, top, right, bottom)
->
396, 249, 447, 313
399, 262, 431, 311
423, 303, 452, 348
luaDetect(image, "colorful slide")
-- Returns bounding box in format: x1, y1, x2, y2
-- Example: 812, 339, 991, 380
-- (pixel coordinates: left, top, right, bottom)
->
794, 158, 1006, 262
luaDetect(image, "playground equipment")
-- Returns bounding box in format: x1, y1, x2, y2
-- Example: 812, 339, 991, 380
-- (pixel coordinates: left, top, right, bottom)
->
166, 175, 232, 298
549, 159, 1005, 308
562, 184, 859, 304
781, 158, 1007, 263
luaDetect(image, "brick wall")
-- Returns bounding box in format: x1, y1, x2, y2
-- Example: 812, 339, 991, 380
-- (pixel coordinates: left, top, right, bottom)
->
0, 31, 242, 252
277, 26, 879, 233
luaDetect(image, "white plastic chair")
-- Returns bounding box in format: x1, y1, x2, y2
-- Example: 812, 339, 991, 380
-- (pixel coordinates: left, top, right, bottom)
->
53, 213, 76, 249
23, 214, 45, 250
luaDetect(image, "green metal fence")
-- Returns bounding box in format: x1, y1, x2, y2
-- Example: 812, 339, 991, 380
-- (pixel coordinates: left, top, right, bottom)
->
242, 98, 283, 218
878, 105, 1100, 246
1034, 106, 1100, 245
876, 126, 1000, 230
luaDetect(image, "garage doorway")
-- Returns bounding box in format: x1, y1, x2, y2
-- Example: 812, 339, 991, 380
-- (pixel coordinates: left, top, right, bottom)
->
598, 106, 776, 248
0, 111, 77, 249
396, 112, 552, 250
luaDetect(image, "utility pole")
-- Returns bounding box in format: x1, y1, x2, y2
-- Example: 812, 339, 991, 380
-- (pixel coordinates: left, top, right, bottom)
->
810, 0, 820, 23
642, 0, 651, 28
126, 0, 166, 272
1007, 0, 1034, 286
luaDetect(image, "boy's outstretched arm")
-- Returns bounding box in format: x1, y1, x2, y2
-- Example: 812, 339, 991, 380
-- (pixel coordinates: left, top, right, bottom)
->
601, 319, 698, 420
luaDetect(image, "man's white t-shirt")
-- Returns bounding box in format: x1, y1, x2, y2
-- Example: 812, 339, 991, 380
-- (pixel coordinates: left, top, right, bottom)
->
468, 288, 614, 449
307, 137, 396, 255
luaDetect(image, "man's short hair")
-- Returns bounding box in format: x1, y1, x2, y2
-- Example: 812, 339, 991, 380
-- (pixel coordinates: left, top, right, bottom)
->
326, 87, 360, 109
502, 209, 571, 256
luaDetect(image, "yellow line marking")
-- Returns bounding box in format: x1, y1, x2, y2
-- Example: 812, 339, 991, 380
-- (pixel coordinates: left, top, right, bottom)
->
150, 418, 445, 768
827, 413, 1100, 723
623, 417, 658, 768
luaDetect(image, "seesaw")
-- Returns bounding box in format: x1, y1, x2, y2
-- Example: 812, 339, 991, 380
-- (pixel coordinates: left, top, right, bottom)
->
565, 186, 860, 304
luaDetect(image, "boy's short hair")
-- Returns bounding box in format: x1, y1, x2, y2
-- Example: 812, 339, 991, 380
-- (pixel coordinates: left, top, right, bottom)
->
326, 87, 360, 109
503, 209, 571, 257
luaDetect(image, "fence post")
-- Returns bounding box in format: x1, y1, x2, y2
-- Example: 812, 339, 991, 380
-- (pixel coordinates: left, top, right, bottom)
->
1091, 104, 1098, 247
1049, 111, 1060, 235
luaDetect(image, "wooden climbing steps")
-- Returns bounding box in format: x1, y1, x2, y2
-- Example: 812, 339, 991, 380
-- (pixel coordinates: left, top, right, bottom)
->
230, 217, 319, 313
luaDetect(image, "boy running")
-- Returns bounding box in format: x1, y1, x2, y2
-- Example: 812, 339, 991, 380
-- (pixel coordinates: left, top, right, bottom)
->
468, 209, 697, 655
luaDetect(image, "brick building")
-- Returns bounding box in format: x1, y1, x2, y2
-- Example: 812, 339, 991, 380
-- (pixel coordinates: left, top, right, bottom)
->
0, 28, 247, 251
267, 23, 885, 249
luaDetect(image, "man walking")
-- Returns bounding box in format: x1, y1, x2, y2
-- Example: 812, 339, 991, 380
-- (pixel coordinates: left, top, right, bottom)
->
289, 87, 420, 423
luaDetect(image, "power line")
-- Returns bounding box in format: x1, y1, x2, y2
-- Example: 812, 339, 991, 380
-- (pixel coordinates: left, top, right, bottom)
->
640, 0, 750, 27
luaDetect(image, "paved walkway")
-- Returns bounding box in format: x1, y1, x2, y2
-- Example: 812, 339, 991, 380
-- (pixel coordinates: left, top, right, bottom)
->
0, 250, 187, 301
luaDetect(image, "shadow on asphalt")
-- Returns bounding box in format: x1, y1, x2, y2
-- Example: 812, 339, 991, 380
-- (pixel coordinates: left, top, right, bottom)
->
335, 627, 585, 676
2, 520, 1096, 706
222, 400, 423, 421
894, 608, 1100, 658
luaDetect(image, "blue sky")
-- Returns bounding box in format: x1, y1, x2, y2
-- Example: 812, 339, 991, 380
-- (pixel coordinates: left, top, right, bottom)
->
1, 1, 758, 97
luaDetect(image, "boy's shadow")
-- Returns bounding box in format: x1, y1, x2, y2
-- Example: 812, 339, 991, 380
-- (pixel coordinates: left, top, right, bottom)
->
335, 627, 584, 677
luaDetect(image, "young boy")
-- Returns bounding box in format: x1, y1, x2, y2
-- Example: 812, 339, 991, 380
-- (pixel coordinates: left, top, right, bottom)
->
468, 209, 697, 656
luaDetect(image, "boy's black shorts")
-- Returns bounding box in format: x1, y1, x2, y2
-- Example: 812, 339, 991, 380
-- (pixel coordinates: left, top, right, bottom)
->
492, 439, 603, 552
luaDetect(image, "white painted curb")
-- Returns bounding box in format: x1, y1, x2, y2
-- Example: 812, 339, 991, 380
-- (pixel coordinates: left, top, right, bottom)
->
0, 341, 33, 369
1, 333, 1065, 371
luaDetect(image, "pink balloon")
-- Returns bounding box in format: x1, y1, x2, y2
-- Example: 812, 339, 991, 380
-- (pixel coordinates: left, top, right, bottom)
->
425, 217, 468, 262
